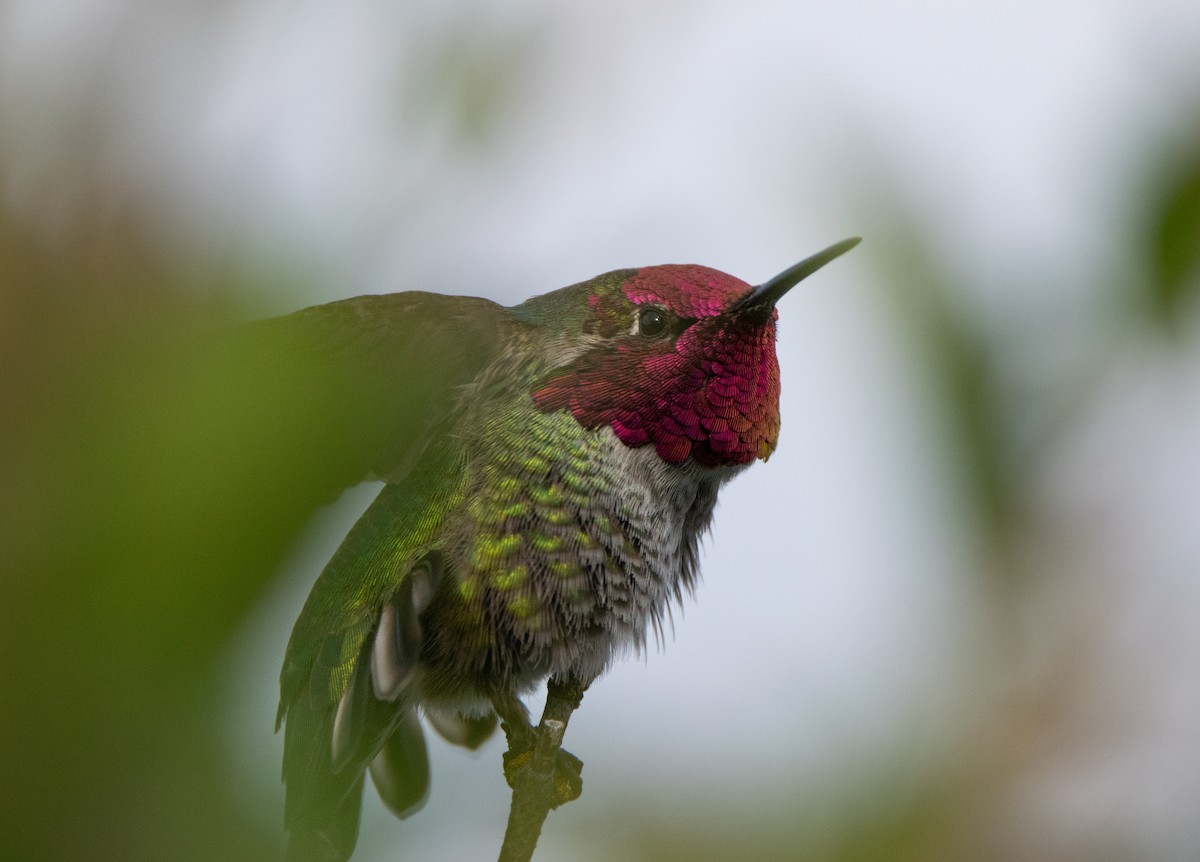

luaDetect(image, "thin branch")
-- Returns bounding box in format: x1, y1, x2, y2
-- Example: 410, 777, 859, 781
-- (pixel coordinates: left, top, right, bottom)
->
495, 676, 587, 862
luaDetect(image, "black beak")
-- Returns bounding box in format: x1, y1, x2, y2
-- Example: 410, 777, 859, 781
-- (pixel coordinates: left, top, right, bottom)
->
733, 237, 861, 313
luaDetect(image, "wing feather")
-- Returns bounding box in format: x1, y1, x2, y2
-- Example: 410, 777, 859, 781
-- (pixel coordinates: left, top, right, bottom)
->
271, 288, 512, 860
243, 291, 509, 500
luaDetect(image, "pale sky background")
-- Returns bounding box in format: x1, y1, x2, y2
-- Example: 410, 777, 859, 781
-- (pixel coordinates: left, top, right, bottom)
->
4, 1, 1199, 859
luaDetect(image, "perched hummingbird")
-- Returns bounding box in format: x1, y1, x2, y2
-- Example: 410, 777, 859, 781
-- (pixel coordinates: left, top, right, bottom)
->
274, 238, 860, 861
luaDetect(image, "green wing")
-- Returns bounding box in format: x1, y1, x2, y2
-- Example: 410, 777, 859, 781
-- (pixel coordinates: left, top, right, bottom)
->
278, 456, 459, 861
265, 292, 511, 860
248, 291, 508, 492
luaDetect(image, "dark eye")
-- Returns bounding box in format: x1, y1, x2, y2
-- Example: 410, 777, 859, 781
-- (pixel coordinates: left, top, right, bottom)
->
638, 306, 670, 338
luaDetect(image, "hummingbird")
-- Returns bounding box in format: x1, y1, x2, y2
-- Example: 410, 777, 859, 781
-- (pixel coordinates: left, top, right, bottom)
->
273, 238, 860, 861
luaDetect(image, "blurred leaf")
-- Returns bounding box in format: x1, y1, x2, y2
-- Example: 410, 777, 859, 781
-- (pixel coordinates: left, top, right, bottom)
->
0, 205, 374, 861
865, 205, 1018, 552
1146, 140, 1200, 328
402, 12, 547, 147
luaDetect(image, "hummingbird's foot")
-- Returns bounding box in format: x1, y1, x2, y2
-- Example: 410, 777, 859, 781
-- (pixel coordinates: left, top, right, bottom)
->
492, 691, 536, 751
493, 676, 588, 810
502, 736, 583, 808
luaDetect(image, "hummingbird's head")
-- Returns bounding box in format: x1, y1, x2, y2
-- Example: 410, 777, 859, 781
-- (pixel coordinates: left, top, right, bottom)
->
527, 239, 859, 468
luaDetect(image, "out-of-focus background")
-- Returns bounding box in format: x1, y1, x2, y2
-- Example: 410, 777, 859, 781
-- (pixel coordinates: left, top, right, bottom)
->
3, 1, 1199, 860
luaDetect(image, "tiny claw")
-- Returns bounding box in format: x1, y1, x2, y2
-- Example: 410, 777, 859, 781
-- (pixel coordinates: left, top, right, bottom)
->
501, 746, 583, 807
502, 746, 534, 790
493, 693, 536, 751
549, 749, 583, 808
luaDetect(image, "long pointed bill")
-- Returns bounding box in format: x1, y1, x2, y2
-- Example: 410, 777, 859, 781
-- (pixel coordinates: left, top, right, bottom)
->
734, 237, 861, 313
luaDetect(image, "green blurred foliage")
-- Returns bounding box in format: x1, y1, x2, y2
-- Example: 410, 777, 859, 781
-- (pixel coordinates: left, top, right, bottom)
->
0, 200, 386, 860
866, 216, 1018, 552
1145, 133, 1200, 329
